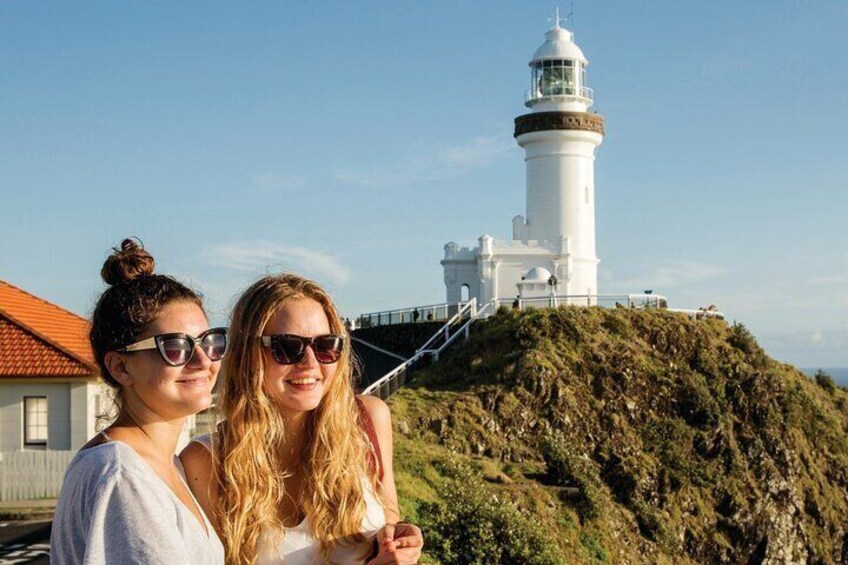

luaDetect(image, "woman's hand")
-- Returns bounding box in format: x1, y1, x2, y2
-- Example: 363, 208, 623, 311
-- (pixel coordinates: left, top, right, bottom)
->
367, 523, 423, 565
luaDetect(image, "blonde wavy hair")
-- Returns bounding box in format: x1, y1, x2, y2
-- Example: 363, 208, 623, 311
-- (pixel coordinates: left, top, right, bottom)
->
213, 274, 378, 564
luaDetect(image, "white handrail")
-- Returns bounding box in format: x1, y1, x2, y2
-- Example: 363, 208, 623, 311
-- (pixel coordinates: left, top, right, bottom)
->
493, 294, 668, 309
361, 356, 417, 397
426, 299, 495, 360
350, 336, 406, 361
357, 301, 467, 327
415, 298, 477, 355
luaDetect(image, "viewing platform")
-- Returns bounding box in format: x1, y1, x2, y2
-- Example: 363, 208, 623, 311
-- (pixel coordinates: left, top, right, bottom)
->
355, 293, 722, 330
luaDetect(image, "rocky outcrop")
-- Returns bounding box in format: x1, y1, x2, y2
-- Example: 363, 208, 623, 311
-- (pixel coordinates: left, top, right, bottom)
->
392, 307, 848, 564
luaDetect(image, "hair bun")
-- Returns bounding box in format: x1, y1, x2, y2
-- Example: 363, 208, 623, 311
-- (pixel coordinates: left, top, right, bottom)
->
101, 238, 156, 286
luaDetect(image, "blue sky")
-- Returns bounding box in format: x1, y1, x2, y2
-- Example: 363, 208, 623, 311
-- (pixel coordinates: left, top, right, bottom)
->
1, 1, 846, 367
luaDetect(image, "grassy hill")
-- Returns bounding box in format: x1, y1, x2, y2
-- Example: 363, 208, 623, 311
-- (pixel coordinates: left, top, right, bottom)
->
388, 306, 848, 564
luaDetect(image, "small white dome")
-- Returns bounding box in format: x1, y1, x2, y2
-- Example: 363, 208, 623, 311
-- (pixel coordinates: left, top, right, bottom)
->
524, 267, 553, 282
531, 26, 587, 64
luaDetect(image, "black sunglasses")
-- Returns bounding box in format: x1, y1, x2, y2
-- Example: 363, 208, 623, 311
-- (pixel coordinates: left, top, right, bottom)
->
119, 327, 228, 367
260, 333, 345, 365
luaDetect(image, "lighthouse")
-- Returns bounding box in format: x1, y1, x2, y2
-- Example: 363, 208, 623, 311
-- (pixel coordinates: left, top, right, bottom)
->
442, 14, 604, 305
514, 15, 604, 297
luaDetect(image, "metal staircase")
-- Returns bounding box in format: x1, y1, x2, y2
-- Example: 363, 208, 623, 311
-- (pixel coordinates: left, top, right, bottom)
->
361, 298, 496, 399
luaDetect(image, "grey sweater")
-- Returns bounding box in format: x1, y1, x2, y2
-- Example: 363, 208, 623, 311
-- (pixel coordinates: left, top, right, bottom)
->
50, 440, 224, 565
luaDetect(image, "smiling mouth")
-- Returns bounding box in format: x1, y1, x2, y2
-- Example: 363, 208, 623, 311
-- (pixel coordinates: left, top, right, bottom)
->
177, 376, 209, 385
286, 378, 319, 385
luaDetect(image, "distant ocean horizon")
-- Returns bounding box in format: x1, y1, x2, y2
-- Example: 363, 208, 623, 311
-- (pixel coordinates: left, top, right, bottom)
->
801, 367, 848, 388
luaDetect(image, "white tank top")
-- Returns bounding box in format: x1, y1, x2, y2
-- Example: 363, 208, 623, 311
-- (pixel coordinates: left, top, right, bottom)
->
192, 434, 386, 565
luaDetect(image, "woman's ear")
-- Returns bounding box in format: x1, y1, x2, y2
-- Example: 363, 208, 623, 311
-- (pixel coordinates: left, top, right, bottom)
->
104, 351, 135, 388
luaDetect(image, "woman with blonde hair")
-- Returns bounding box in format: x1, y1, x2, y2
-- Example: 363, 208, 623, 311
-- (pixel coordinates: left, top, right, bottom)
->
181, 273, 422, 564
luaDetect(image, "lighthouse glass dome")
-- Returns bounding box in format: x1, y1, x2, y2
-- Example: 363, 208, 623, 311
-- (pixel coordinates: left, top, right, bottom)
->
528, 59, 592, 103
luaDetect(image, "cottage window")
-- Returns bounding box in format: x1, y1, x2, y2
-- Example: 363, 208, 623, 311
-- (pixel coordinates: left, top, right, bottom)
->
24, 396, 48, 447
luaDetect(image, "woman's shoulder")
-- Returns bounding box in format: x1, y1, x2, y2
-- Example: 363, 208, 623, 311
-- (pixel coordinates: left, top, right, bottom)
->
186, 432, 215, 452
178, 433, 217, 482
65, 440, 153, 484
57, 441, 168, 516
356, 394, 391, 428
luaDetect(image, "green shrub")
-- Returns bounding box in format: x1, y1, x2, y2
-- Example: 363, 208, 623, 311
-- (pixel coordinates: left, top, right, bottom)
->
420, 461, 567, 565
728, 322, 756, 354
677, 372, 721, 429
641, 417, 710, 488
599, 452, 641, 504
814, 370, 836, 393
542, 432, 603, 521
727, 322, 768, 368
580, 531, 609, 563
600, 310, 631, 338
631, 499, 671, 546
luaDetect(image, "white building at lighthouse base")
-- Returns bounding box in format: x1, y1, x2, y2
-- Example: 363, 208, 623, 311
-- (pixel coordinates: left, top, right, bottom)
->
442, 229, 599, 306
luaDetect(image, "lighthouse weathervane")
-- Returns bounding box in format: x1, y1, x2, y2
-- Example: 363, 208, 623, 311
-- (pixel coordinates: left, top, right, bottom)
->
442, 10, 605, 305
550, 6, 572, 29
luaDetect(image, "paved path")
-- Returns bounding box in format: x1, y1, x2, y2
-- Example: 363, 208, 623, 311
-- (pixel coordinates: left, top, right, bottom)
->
0, 520, 50, 564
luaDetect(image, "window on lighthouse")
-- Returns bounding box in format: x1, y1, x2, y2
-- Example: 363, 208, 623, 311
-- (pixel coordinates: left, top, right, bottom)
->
536, 60, 576, 96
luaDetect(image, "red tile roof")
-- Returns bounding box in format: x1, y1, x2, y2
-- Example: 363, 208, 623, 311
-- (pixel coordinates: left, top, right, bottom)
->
0, 280, 96, 378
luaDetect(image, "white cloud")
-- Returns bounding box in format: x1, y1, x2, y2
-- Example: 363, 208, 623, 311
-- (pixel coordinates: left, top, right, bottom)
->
608, 261, 726, 290
336, 161, 427, 190
197, 241, 352, 288
762, 330, 848, 350
248, 173, 308, 193
808, 253, 848, 285
336, 135, 513, 189
808, 274, 848, 285
757, 328, 848, 367
439, 137, 513, 168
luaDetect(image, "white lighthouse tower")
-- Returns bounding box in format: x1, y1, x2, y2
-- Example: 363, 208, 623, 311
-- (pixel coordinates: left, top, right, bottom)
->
515, 13, 604, 297
442, 14, 605, 305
